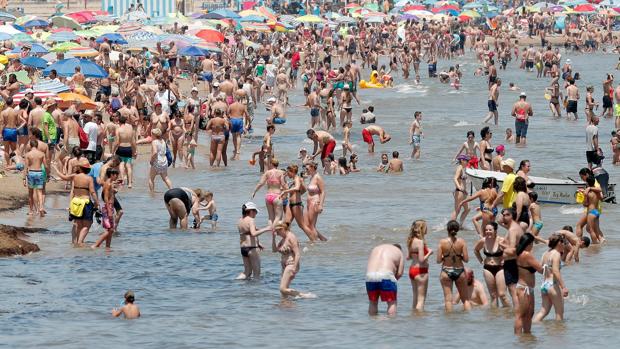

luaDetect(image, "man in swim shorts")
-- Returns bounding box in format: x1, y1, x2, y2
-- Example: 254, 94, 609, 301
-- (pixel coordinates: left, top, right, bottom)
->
24, 139, 46, 216
307, 129, 336, 167
409, 111, 423, 159
362, 125, 391, 153
366, 243, 404, 316
1, 97, 19, 165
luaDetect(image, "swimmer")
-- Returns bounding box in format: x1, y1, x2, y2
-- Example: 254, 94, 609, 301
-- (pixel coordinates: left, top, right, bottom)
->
112, 291, 141, 319
452, 268, 489, 307
505, 128, 516, 143
508, 82, 521, 91
473, 222, 509, 308
366, 243, 404, 316
361, 125, 391, 153
407, 220, 433, 312
237, 202, 271, 280
388, 151, 403, 173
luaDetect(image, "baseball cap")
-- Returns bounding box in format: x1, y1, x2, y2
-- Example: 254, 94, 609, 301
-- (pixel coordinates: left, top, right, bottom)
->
520, 92, 526, 97
213, 81, 220, 87
243, 201, 259, 213
191, 87, 198, 92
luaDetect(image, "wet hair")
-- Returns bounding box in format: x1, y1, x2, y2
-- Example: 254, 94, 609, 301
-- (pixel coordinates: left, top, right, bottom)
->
480, 126, 491, 139
516, 233, 535, 256
392, 151, 399, 158
562, 225, 574, 232
581, 236, 591, 247
513, 177, 527, 193
119, 115, 127, 124
407, 219, 427, 248
19, 99, 29, 110
306, 129, 316, 137
106, 168, 119, 177
286, 164, 299, 174
548, 234, 564, 249
338, 157, 347, 168
446, 220, 460, 236
482, 176, 498, 189
271, 158, 279, 167
467, 130, 475, 138
528, 191, 538, 202
501, 208, 517, 220
368, 106, 374, 112
267, 125, 275, 132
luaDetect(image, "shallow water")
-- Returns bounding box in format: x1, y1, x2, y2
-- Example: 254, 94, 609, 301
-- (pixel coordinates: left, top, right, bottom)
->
2, 50, 620, 348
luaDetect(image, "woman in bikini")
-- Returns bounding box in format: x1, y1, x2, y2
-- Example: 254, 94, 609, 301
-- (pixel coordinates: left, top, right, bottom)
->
304, 162, 328, 241
512, 177, 531, 231
479, 126, 494, 170
251, 158, 286, 228
407, 220, 433, 312
236, 202, 271, 280
453, 130, 480, 168
513, 233, 543, 334
459, 176, 500, 236
279, 164, 325, 242
474, 222, 510, 307
272, 222, 308, 298
451, 155, 471, 228
437, 220, 471, 312
167, 110, 186, 168
534, 234, 569, 322
69, 162, 99, 246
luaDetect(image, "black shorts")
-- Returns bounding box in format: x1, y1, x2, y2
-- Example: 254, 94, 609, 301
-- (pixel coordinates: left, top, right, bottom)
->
489, 76, 496, 84
488, 100, 497, 112
525, 61, 534, 69
586, 150, 600, 166
567, 100, 578, 113
84, 150, 97, 164
603, 95, 613, 108
164, 188, 192, 214
503, 259, 518, 286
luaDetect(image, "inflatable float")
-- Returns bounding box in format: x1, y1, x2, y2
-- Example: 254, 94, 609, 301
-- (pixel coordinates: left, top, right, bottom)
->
359, 71, 384, 89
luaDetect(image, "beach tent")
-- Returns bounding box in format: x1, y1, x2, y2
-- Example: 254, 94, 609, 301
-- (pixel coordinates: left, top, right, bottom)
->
101, 0, 176, 18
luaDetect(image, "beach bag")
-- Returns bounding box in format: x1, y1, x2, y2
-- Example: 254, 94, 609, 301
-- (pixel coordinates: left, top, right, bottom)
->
165, 144, 172, 167
69, 197, 89, 218
78, 126, 89, 149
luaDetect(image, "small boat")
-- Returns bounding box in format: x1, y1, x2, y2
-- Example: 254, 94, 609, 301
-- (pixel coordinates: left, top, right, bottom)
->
465, 168, 616, 205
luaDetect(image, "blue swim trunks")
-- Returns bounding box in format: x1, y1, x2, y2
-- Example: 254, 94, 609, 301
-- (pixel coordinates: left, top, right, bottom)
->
230, 118, 244, 133
202, 72, 213, 82
2, 127, 18, 142
273, 117, 286, 125
205, 213, 219, 222
27, 170, 44, 189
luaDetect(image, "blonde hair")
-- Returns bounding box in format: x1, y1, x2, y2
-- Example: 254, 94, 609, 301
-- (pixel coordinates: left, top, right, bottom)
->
271, 158, 279, 167
274, 221, 289, 230
407, 219, 427, 249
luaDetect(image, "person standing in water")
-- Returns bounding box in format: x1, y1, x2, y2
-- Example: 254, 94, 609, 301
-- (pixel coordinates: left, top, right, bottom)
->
272, 222, 310, 298
533, 234, 569, 322
366, 243, 405, 316
437, 220, 471, 312
484, 78, 501, 125
511, 92, 533, 146
409, 111, 423, 159
237, 202, 271, 280
407, 220, 433, 312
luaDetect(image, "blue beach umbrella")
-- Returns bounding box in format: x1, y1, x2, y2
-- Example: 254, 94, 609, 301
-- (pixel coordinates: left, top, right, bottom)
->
10, 43, 49, 54
0, 11, 17, 22
239, 15, 267, 22
0, 33, 12, 40
47, 31, 78, 42
21, 56, 48, 69
178, 45, 209, 56
96, 33, 128, 44
212, 9, 241, 19
23, 19, 49, 28
199, 12, 225, 19
12, 24, 26, 32
43, 58, 108, 78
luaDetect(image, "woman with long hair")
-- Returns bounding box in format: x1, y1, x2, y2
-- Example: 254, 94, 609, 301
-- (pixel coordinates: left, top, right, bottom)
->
514, 233, 543, 334
512, 177, 531, 231
407, 220, 433, 311
534, 234, 569, 322
437, 220, 471, 312
148, 128, 173, 192
458, 177, 499, 237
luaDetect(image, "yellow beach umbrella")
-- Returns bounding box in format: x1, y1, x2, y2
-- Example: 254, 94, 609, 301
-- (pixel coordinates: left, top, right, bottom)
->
0, 55, 8, 65
296, 15, 323, 23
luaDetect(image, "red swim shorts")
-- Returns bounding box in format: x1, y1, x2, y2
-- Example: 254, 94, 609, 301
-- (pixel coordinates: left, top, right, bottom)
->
321, 139, 336, 159
365, 279, 397, 303
362, 128, 374, 144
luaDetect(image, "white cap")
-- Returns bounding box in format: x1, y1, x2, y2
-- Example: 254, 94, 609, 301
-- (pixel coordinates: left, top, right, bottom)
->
191, 87, 198, 92
566, 59, 571, 63
24, 88, 34, 94
267, 97, 276, 103
520, 92, 526, 97
243, 201, 259, 212
212, 81, 220, 87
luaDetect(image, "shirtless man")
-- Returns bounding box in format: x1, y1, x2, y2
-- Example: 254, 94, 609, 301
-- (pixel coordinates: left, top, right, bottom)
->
306, 129, 337, 168
219, 74, 235, 106
229, 98, 250, 160
62, 109, 81, 154
206, 109, 229, 167
388, 151, 403, 173
602, 74, 613, 118
361, 125, 391, 153
484, 79, 501, 125
24, 139, 46, 216
201, 54, 216, 92
305, 86, 321, 129
409, 111, 423, 159
112, 291, 140, 320
268, 98, 286, 125
566, 78, 580, 120
498, 208, 525, 311
511, 92, 533, 146
1, 97, 19, 164
275, 68, 290, 104
365, 243, 404, 316
113, 116, 136, 188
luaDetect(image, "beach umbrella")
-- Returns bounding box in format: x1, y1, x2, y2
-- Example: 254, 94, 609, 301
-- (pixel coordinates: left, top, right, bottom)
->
15, 15, 37, 25
4, 70, 31, 84
574, 4, 596, 12
0, 33, 12, 40
121, 10, 149, 22
50, 16, 82, 30
10, 43, 49, 54
117, 22, 144, 35
423, 0, 438, 4
21, 56, 48, 69
463, 2, 484, 9
66, 11, 96, 24
67, 47, 99, 58
58, 92, 94, 104
178, 45, 209, 56
31, 32, 51, 42
399, 13, 419, 21
96, 33, 127, 44
460, 10, 482, 18
336, 16, 357, 24
403, 5, 426, 11
0, 24, 21, 35
50, 42, 80, 52
33, 79, 70, 93
11, 33, 35, 43
126, 31, 158, 41
0, 55, 8, 64
23, 18, 49, 28
13, 91, 59, 103
0, 11, 16, 22
395, 0, 413, 6
41, 52, 74, 62
239, 15, 267, 22
365, 16, 385, 23
95, 15, 115, 23
345, 3, 361, 9
212, 9, 241, 19
199, 12, 225, 19
295, 14, 323, 23
47, 31, 78, 42
195, 29, 225, 43
90, 25, 119, 36
43, 58, 107, 78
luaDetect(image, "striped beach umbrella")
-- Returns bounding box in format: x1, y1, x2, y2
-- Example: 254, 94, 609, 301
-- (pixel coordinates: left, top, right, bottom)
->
47, 31, 79, 43
13, 91, 60, 104
33, 79, 70, 93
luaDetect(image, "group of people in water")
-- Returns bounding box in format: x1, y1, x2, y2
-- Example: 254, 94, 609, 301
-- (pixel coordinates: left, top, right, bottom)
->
1, 1, 618, 330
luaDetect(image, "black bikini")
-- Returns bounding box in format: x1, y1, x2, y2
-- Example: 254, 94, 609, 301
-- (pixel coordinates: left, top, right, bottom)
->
483, 245, 504, 277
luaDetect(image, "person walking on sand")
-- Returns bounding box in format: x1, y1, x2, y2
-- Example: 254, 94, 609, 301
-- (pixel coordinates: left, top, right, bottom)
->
366, 243, 404, 316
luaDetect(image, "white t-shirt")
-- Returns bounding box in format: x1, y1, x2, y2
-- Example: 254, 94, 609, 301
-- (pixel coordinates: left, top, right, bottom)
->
83, 121, 98, 152
154, 90, 176, 115
586, 124, 598, 152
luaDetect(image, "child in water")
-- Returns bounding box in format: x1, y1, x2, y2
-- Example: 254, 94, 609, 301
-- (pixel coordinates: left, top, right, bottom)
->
186, 139, 197, 169
342, 121, 353, 157
197, 191, 218, 231
505, 128, 516, 143
112, 291, 141, 319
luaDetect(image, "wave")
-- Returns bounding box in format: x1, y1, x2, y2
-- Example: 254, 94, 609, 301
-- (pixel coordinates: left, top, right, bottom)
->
395, 85, 428, 95
559, 206, 584, 215
453, 120, 478, 127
